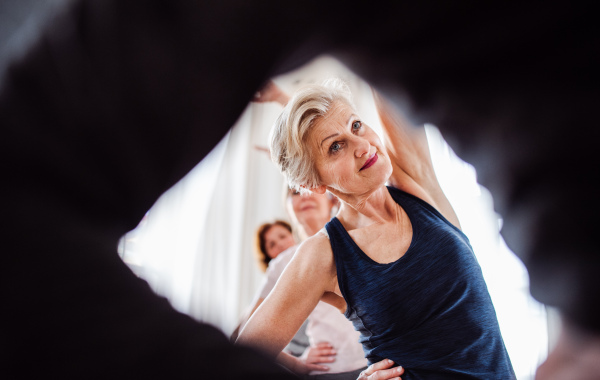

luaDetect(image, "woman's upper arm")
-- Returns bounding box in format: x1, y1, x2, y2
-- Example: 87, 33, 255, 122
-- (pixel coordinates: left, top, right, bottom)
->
373, 89, 462, 229
236, 236, 336, 358
374, 90, 430, 190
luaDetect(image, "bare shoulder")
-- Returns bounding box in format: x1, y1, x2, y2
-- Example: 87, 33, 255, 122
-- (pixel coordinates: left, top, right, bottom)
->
290, 231, 337, 288
294, 231, 333, 265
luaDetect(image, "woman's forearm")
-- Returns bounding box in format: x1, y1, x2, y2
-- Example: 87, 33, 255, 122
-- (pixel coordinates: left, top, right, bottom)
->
237, 237, 335, 360
277, 351, 303, 373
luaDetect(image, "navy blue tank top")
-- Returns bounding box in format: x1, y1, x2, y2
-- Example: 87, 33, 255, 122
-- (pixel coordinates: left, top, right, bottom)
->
325, 187, 515, 379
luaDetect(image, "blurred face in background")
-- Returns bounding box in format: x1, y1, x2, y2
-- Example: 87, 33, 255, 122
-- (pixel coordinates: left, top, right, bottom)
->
287, 189, 336, 236
263, 224, 295, 259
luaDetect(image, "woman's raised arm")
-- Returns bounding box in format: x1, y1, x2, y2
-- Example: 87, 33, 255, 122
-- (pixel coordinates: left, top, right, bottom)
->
373, 89, 461, 229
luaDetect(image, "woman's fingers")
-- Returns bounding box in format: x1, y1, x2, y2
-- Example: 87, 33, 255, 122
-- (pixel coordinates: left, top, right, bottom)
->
358, 359, 404, 380
309, 356, 335, 363
306, 363, 331, 372
306, 347, 336, 364
304, 342, 337, 364
365, 359, 396, 374
314, 348, 336, 357
368, 366, 404, 380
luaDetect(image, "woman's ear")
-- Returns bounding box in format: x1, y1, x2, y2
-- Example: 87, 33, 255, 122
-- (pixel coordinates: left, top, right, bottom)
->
311, 184, 327, 194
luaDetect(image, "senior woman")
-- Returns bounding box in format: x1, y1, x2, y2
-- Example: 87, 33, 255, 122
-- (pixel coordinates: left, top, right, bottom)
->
238, 79, 515, 379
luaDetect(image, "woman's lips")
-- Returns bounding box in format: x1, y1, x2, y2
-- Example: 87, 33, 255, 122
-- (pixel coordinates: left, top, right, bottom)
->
360, 152, 378, 171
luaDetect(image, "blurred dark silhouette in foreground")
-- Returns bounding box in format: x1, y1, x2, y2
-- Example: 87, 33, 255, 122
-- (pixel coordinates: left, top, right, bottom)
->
1, 1, 598, 378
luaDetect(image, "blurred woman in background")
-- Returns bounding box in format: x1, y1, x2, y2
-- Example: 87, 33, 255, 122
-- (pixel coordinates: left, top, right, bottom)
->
254, 220, 295, 272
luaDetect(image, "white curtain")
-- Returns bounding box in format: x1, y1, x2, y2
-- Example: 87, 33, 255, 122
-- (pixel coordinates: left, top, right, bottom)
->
119, 55, 547, 379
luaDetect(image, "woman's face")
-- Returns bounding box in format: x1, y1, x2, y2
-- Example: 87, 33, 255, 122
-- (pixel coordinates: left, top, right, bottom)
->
263, 224, 295, 259
288, 190, 334, 229
307, 100, 392, 197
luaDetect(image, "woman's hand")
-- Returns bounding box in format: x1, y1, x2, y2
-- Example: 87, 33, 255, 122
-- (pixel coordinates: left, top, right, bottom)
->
277, 350, 331, 375
252, 80, 290, 106
300, 341, 337, 367
357, 359, 404, 380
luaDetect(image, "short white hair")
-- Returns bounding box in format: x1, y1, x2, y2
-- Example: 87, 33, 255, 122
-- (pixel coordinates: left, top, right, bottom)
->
269, 78, 356, 193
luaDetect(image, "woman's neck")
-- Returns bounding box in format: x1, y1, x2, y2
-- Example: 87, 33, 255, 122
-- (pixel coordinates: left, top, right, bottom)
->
301, 216, 330, 238
337, 186, 399, 229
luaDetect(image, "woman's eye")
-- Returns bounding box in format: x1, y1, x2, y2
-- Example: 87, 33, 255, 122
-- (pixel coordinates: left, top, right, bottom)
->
329, 142, 342, 153
352, 120, 362, 131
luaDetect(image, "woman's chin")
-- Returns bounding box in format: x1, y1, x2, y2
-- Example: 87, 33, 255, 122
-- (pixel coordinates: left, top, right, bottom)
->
298, 213, 329, 225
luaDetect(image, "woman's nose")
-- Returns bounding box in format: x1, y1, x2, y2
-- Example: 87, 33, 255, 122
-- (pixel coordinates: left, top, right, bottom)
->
353, 136, 370, 158
276, 240, 288, 251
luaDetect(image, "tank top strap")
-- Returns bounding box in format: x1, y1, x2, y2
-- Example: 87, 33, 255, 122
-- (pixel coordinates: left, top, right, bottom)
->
324, 217, 363, 262
324, 216, 365, 309
386, 186, 463, 234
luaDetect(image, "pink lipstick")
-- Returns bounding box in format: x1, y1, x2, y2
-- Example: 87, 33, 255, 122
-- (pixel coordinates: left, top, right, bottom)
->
360, 152, 378, 171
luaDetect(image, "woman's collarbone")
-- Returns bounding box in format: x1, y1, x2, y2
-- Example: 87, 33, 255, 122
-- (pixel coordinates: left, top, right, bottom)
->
350, 222, 412, 264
